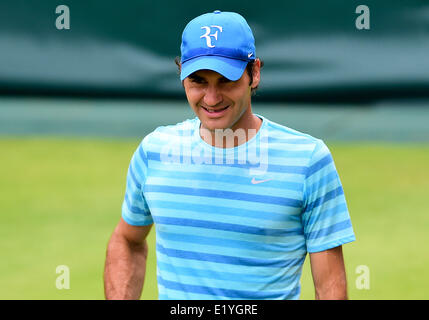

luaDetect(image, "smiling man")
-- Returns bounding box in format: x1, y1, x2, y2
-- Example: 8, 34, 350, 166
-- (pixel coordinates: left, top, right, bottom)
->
104, 10, 356, 300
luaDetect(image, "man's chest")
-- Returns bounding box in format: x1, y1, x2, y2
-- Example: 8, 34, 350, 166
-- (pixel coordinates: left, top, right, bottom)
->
142, 162, 305, 235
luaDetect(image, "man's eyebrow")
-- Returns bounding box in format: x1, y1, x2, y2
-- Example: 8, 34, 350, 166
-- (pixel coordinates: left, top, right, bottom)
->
188, 74, 232, 82
188, 73, 205, 80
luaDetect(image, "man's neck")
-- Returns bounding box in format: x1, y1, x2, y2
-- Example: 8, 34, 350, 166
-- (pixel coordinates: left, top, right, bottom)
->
200, 109, 262, 148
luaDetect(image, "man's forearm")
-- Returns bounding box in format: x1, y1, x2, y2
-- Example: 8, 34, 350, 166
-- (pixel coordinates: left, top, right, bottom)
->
315, 278, 348, 300
310, 246, 349, 300
104, 235, 148, 300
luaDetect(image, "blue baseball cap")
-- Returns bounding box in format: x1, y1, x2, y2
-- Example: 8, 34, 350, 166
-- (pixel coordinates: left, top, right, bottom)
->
180, 10, 256, 81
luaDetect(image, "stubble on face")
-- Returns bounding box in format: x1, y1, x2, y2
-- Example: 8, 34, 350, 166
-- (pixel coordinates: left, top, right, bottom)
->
184, 70, 255, 131
182, 60, 261, 147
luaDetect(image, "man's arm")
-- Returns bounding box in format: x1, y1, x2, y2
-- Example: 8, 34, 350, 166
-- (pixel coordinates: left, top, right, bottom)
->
104, 217, 153, 300
309, 245, 348, 300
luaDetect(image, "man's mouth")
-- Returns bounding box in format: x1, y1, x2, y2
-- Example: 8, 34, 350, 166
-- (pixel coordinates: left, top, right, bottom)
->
201, 105, 230, 115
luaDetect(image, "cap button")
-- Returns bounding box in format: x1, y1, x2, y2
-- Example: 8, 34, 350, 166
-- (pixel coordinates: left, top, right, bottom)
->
213, 10, 221, 14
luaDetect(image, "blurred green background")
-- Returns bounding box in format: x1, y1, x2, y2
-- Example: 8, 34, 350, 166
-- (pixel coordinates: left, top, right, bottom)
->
2, 0, 429, 101
1, 0, 429, 300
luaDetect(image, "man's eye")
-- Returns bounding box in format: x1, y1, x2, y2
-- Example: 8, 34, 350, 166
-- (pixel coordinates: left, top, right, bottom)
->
190, 78, 206, 84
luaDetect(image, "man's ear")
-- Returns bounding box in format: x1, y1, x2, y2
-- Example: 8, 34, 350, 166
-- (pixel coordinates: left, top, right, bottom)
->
251, 58, 261, 89
174, 56, 182, 74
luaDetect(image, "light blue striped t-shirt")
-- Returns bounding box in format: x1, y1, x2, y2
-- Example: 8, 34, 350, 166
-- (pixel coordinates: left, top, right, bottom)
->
121, 115, 355, 300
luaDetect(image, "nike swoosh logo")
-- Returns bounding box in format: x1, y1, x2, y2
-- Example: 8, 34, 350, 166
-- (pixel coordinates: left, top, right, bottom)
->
251, 178, 273, 184
248, 52, 253, 58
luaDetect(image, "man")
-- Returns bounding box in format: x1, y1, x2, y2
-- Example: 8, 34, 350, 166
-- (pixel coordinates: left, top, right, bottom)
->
104, 10, 355, 300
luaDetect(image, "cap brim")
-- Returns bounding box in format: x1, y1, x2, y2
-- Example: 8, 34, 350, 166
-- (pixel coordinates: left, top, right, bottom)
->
180, 56, 248, 81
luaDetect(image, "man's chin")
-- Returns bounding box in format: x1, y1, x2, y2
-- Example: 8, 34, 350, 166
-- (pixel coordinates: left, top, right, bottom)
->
199, 117, 231, 132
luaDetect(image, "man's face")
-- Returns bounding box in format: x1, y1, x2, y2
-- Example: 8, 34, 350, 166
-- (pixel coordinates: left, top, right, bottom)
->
183, 63, 259, 131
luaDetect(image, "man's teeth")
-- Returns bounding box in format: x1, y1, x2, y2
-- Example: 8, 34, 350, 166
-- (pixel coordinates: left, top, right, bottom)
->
205, 106, 228, 113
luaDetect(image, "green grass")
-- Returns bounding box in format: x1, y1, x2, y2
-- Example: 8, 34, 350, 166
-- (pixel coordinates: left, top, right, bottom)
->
0, 137, 428, 299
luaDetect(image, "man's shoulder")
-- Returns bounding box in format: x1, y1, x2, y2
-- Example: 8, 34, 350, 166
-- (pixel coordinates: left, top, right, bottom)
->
262, 116, 333, 171
262, 115, 324, 149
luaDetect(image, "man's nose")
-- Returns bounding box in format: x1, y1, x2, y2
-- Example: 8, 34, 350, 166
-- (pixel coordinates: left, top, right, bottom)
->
203, 84, 223, 107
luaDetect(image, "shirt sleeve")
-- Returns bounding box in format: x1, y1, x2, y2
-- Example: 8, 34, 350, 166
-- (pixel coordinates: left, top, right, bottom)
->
302, 139, 355, 253
121, 138, 153, 226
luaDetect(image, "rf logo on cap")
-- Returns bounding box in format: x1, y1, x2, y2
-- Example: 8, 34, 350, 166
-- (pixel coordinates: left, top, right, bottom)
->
180, 11, 255, 81
200, 25, 223, 48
